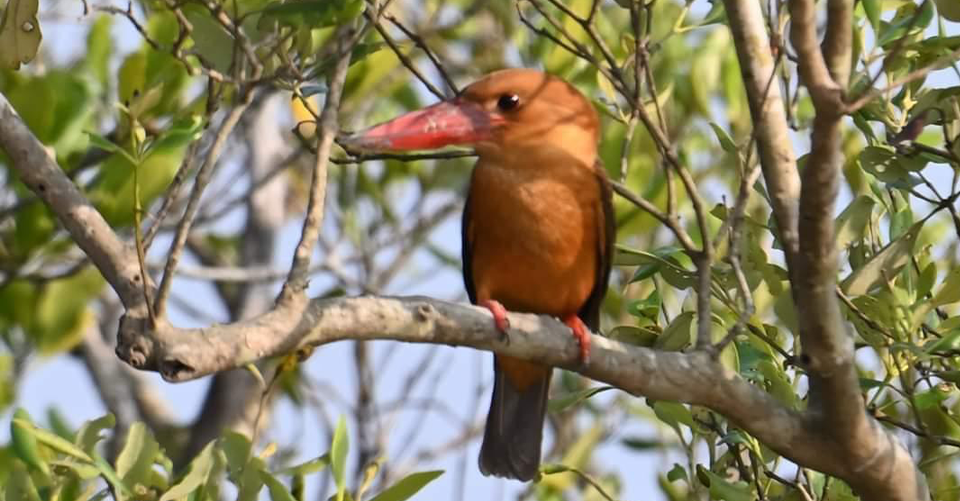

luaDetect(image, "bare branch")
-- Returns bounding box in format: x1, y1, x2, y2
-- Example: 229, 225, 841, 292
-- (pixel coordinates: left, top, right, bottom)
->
788, 0, 843, 110
282, 31, 357, 297
0, 92, 149, 315
722, 0, 800, 268
155, 94, 254, 319
113, 294, 924, 501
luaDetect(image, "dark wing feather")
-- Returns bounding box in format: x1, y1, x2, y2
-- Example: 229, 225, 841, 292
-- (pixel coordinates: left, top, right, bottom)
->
576, 160, 615, 332
462, 184, 477, 305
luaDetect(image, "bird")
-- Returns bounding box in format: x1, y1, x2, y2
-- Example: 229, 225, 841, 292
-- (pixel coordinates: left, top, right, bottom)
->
341, 68, 615, 481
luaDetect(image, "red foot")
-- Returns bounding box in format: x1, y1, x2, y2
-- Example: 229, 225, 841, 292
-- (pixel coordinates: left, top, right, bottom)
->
479, 299, 510, 338
563, 316, 591, 364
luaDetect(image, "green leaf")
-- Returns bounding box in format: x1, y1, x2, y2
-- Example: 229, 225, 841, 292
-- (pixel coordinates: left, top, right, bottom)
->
11, 410, 49, 476
182, 4, 235, 72
757, 360, 797, 408
709, 122, 737, 153
91, 451, 134, 498
13, 417, 92, 463
0, 0, 42, 70
859, 146, 910, 183
931, 267, 960, 307
607, 325, 659, 347
877, 1, 935, 46
842, 221, 922, 295
5, 463, 41, 501
368, 470, 444, 501
915, 384, 953, 410
627, 290, 661, 320
159, 442, 216, 501
259, 0, 364, 29
277, 454, 330, 476
666, 463, 687, 483
331, 416, 349, 501
834, 195, 875, 251
260, 471, 297, 501
651, 400, 695, 431
863, 0, 880, 33
656, 311, 695, 351
696, 465, 753, 501
116, 422, 160, 488
76, 414, 116, 454
925, 329, 960, 353
549, 386, 615, 413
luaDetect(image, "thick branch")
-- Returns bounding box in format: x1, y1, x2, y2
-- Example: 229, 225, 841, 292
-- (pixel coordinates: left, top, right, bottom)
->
788, 0, 843, 110
114, 294, 924, 501
722, 0, 800, 269
0, 92, 149, 315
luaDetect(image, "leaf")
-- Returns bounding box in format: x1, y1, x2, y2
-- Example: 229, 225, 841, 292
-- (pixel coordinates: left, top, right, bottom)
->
260, 471, 297, 501
877, 1, 935, 46
627, 290, 661, 320
367, 471, 443, 501
696, 465, 753, 501
925, 329, 960, 353
863, 0, 880, 33
5, 463, 41, 501
709, 122, 737, 153
656, 311, 695, 351
915, 384, 953, 410
842, 221, 922, 295
159, 442, 216, 501
11, 410, 49, 476
331, 416, 349, 501
651, 400, 696, 431
666, 463, 687, 483
116, 422, 160, 488
859, 146, 909, 183
549, 386, 615, 413
932, 267, 960, 307
607, 325, 659, 347
834, 195, 875, 251
277, 454, 329, 476
76, 414, 116, 454
259, 0, 364, 29
0, 0, 42, 70
91, 451, 134, 498
757, 359, 797, 408
13, 418, 92, 463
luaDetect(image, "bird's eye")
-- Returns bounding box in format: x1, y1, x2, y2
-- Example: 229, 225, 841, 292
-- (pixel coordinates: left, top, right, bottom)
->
496, 94, 520, 111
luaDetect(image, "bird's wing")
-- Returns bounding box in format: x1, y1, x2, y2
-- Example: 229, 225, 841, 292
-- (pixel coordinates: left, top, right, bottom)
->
577, 160, 615, 332
462, 185, 477, 305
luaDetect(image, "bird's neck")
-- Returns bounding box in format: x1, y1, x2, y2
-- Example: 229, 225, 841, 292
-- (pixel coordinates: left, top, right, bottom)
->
477, 141, 597, 171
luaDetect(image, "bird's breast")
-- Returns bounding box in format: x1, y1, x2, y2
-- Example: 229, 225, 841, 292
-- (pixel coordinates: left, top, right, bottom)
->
466, 161, 601, 317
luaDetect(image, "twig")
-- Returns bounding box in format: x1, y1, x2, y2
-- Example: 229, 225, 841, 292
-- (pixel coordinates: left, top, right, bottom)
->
282, 30, 359, 297
368, 12, 446, 100
154, 93, 254, 318
385, 14, 459, 95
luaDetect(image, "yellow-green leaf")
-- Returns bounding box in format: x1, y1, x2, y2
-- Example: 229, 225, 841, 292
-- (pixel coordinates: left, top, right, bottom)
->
0, 0, 42, 70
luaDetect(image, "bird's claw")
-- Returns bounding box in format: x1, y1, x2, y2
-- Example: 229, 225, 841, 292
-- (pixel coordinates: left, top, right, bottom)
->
563, 316, 591, 365
479, 299, 510, 340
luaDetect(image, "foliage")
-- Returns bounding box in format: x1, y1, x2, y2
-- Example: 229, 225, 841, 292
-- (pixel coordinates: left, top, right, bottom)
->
1, 410, 441, 501
0, 0, 958, 499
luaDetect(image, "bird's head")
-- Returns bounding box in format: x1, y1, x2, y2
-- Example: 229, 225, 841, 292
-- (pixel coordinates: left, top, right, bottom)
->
341, 69, 600, 166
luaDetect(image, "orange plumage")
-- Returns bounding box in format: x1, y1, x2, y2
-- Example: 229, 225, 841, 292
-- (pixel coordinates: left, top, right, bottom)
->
343, 69, 615, 481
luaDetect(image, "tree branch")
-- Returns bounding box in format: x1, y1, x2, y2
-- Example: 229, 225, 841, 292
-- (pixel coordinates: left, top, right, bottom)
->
722, 0, 800, 269
282, 30, 356, 298
112, 293, 924, 500
0, 92, 149, 316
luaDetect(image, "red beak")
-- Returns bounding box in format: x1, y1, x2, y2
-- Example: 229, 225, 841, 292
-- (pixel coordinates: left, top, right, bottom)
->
340, 99, 501, 152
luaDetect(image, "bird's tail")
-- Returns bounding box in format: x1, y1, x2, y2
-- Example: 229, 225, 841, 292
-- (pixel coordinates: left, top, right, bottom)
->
479, 356, 551, 481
